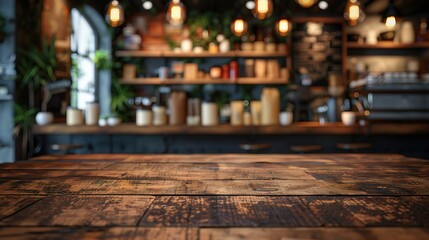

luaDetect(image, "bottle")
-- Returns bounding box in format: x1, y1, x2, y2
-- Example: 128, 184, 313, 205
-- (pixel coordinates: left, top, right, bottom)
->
230, 61, 239, 81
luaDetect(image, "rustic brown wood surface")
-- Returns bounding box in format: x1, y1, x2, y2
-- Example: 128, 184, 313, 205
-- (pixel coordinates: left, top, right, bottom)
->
0, 154, 428, 239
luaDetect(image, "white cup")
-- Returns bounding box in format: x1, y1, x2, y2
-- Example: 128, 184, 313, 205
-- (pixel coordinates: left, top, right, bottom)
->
279, 112, 293, 126
341, 112, 356, 126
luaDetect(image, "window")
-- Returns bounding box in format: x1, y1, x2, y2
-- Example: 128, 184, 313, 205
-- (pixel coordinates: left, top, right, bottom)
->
70, 8, 97, 110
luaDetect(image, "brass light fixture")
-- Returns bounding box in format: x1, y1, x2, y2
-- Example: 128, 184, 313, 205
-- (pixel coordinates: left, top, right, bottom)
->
295, 0, 317, 8
344, 0, 365, 26
382, 0, 398, 29
231, 17, 248, 37
166, 0, 186, 26
275, 18, 292, 36
106, 0, 124, 27
253, 0, 273, 20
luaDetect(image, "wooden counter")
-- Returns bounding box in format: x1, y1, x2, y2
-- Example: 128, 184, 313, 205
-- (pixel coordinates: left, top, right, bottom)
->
0, 154, 428, 239
32, 122, 429, 135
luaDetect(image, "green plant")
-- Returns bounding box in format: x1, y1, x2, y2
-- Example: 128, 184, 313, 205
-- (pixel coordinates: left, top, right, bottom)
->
110, 78, 134, 119
93, 50, 113, 70
13, 104, 37, 160
16, 37, 57, 108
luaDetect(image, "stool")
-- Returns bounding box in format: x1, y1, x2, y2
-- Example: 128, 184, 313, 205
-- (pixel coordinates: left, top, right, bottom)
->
337, 143, 372, 152
240, 143, 271, 154
290, 145, 322, 153
51, 144, 84, 154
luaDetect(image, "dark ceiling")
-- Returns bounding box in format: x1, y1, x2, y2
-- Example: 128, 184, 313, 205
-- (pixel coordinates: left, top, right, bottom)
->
121, 0, 429, 17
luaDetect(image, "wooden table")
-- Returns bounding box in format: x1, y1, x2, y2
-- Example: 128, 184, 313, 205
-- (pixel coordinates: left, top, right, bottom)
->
0, 154, 428, 239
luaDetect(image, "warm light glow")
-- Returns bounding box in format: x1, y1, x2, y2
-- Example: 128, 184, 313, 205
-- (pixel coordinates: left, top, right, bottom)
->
106, 0, 124, 27
295, 0, 317, 8
166, 0, 186, 26
253, 0, 273, 20
344, 0, 365, 26
231, 18, 248, 37
385, 16, 396, 28
349, 5, 360, 20
276, 18, 292, 36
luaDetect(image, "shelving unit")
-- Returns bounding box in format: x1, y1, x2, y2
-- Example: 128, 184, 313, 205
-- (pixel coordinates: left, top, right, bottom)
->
120, 77, 289, 85
347, 42, 429, 49
115, 50, 288, 58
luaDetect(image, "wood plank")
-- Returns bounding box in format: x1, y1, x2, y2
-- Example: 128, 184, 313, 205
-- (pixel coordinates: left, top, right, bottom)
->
0, 179, 366, 195
200, 227, 429, 240
0, 165, 316, 180
0, 227, 194, 240
140, 196, 320, 227
301, 196, 429, 227
31, 154, 133, 161
0, 196, 154, 227
0, 162, 114, 170
0, 196, 43, 220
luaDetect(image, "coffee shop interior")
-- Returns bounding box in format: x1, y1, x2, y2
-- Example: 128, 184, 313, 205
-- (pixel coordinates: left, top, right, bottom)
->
0, 0, 428, 161
0, 0, 428, 239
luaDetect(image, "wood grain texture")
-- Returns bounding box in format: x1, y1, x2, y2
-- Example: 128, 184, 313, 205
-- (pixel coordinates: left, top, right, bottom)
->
0, 196, 154, 227
0, 196, 43, 220
200, 227, 429, 240
0, 153, 428, 239
0, 227, 195, 240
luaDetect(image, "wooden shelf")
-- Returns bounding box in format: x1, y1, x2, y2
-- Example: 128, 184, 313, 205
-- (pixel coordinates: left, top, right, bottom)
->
347, 42, 429, 49
120, 78, 289, 85
32, 122, 429, 135
115, 50, 288, 58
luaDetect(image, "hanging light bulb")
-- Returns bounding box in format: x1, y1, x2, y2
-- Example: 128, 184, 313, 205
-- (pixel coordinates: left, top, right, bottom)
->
252, 0, 273, 20
106, 0, 124, 27
344, 0, 365, 26
382, 0, 398, 29
166, 0, 186, 26
231, 17, 248, 37
385, 16, 396, 28
295, 0, 317, 8
275, 18, 292, 36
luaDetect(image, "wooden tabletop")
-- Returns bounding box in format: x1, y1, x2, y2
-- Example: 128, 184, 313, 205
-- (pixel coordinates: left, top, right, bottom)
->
0, 154, 428, 239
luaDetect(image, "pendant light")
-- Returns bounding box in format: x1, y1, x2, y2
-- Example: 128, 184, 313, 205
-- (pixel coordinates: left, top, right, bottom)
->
295, 0, 317, 8
382, 0, 398, 29
253, 0, 273, 20
231, 17, 248, 37
275, 17, 292, 37
106, 0, 124, 27
344, 0, 365, 26
166, 0, 186, 26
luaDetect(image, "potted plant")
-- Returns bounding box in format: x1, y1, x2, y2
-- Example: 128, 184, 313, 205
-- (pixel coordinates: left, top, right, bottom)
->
17, 37, 57, 125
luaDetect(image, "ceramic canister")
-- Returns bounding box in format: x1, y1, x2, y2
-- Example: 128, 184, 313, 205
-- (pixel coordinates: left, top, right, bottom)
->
230, 100, 244, 126
400, 21, 415, 44
168, 91, 187, 125
250, 101, 262, 126
201, 102, 218, 126
261, 88, 280, 125
136, 108, 152, 126
152, 105, 167, 126
85, 102, 99, 126
67, 107, 84, 126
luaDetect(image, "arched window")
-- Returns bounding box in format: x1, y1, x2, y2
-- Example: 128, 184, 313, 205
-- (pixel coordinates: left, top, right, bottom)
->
69, 5, 111, 115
